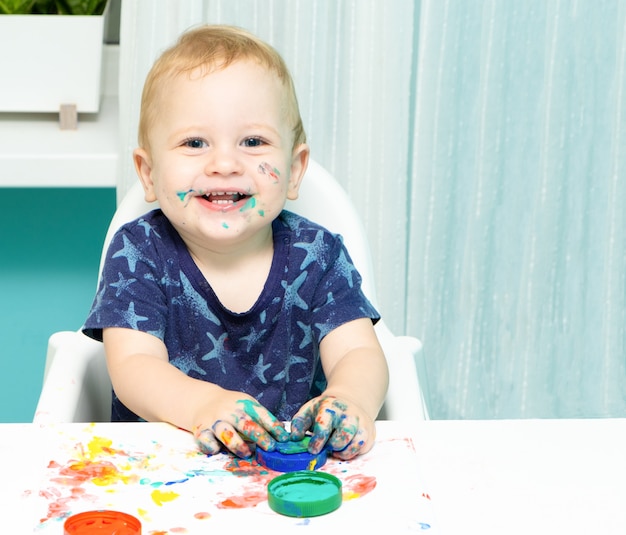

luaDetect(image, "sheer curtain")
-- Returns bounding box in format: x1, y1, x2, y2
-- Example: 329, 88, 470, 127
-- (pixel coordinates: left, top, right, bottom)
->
408, 0, 626, 418
117, 0, 417, 334
117, 0, 626, 420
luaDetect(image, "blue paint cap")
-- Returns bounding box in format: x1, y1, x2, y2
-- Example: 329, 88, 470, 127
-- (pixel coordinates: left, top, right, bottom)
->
268, 471, 342, 517
256, 437, 328, 472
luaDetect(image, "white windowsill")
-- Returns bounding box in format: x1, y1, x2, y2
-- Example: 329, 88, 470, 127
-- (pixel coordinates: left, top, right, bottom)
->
0, 45, 119, 188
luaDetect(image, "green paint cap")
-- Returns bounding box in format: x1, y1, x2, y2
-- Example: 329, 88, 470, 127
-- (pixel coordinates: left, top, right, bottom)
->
267, 471, 342, 517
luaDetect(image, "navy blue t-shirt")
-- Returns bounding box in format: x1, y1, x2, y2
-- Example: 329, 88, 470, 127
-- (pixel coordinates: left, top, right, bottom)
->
83, 209, 379, 422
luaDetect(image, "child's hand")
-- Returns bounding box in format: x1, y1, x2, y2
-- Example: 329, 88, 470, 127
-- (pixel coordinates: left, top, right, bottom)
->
289, 395, 375, 460
192, 393, 289, 458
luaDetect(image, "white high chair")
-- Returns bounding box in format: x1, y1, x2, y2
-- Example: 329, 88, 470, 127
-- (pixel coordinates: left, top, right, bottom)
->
34, 159, 428, 424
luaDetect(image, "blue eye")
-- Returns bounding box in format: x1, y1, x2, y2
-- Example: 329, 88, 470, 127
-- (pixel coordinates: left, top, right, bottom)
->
243, 137, 265, 148
183, 138, 206, 149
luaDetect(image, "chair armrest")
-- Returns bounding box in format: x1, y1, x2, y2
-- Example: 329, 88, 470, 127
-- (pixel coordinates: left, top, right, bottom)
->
375, 321, 429, 421
34, 331, 111, 424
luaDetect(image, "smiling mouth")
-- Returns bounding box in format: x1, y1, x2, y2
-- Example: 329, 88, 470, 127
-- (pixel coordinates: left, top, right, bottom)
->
202, 191, 250, 205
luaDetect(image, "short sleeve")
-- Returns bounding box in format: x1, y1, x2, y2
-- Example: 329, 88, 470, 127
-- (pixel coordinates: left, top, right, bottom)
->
83, 215, 169, 342
303, 231, 379, 342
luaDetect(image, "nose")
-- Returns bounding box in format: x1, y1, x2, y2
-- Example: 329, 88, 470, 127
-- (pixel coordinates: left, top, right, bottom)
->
205, 144, 243, 176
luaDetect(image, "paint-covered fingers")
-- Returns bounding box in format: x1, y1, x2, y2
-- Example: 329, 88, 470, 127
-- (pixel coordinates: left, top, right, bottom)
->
194, 421, 253, 458
232, 415, 278, 453
245, 402, 290, 443
289, 405, 314, 442
291, 395, 375, 459
193, 425, 223, 456
330, 427, 371, 460
193, 418, 275, 458
196, 397, 291, 458
213, 419, 257, 458
306, 401, 337, 454
290, 395, 346, 454
232, 399, 290, 446
327, 413, 359, 450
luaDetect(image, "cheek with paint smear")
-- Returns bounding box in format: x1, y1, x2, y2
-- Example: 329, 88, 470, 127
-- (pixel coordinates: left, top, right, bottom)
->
258, 162, 281, 182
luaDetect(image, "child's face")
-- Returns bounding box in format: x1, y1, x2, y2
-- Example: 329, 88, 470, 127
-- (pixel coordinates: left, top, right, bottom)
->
133, 59, 308, 251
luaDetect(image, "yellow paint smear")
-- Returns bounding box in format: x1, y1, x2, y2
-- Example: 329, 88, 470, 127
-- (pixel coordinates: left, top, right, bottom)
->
87, 436, 114, 457
151, 489, 180, 506
137, 508, 151, 522
343, 490, 361, 501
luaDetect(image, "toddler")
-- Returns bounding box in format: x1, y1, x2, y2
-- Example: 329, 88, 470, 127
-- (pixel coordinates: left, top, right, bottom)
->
84, 24, 389, 460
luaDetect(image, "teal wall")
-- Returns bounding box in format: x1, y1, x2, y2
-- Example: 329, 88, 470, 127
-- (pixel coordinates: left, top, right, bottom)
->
0, 188, 116, 422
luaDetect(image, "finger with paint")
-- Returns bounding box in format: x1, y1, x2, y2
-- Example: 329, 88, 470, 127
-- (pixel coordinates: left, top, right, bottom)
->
236, 398, 290, 444
193, 424, 223, 456
329, 425, 369, 460
194, 398, 289, 458
194, 419, 269, 458
290, 396, 328, 450
290, 395, 370, 460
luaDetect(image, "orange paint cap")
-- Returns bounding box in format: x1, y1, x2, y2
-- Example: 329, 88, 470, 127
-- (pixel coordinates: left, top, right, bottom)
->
64, 510, 141, 535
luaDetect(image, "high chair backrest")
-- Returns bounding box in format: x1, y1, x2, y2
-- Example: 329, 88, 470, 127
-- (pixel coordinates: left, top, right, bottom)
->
35, 159, 428, 424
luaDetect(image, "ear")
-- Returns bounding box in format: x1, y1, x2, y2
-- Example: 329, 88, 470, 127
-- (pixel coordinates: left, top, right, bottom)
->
286, 143, 310, 201
133, 148, 158, 203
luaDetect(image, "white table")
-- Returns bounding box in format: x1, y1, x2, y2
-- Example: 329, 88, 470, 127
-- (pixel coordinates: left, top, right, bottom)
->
0, 420, 432, 534
1, 419, 624, 534
413, 419, 626, 534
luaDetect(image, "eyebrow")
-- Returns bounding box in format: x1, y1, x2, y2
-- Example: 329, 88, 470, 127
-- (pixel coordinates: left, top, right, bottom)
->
243, 123, 282, 137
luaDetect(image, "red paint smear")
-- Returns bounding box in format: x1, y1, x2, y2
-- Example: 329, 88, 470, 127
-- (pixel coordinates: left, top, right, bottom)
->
50, 459, 125, 486
222, 457, 274, 478
214, 456, 275, 510
217, 491, 267, 509
39, 486, 93, 523
343, 474, 377, 496
384, 437, 416, 452
40, 440, 135, 524
194, 512, 211, 520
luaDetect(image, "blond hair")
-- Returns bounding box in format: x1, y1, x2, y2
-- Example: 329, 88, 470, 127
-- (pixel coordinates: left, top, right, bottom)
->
137, 25, 306, 151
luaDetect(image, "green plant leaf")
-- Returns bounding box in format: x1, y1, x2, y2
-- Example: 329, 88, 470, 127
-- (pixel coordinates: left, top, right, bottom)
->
0, 0, 37, 14
57, 0, 106, 15
0, 0, 106, 14
32, 0, 55, 13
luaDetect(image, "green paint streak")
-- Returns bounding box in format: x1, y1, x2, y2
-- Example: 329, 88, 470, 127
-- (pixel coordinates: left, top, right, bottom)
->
239, 196, 257, 212
238, 399, 262, 419
236, 399, 289, 441
258, 209, 265, 217
222, 222, 229, 229
275, 436, 311, 454
176, 189, 193, 201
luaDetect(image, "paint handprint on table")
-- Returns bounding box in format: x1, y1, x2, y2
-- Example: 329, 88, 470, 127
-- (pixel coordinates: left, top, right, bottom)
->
27, 424, 386, 532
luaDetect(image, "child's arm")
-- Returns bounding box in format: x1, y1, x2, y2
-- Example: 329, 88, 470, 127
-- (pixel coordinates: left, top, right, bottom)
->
289, 317, 389, 460
103, 327, 289, 457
